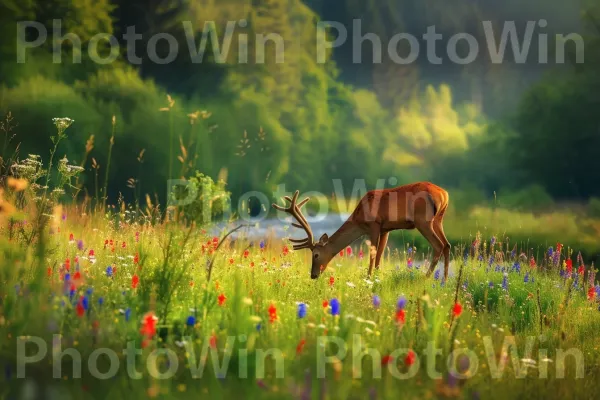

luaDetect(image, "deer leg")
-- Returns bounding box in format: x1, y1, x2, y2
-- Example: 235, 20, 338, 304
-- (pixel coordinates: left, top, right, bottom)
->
415, 221, 445, 278
375, 231, 389, 270
367, 226, 380, 277
433, 210, 451, 281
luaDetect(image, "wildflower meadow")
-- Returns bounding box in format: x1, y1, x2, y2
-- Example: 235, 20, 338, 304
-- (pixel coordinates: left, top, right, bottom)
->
1, 120, 600, 400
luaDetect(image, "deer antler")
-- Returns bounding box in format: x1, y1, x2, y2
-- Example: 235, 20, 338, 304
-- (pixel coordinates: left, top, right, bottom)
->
272, 190, 314, 250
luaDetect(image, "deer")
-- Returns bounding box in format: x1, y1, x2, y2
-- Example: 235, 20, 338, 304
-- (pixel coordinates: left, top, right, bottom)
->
272, 182, 450, 280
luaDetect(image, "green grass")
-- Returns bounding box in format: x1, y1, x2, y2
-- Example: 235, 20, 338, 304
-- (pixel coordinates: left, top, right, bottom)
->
1, 208, 600, 400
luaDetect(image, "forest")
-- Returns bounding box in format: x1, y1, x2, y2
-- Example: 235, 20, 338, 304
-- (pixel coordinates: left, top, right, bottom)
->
1, 0, 599, 210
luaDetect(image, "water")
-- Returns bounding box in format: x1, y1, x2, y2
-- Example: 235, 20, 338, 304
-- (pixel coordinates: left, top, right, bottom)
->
209, 213, 352, 240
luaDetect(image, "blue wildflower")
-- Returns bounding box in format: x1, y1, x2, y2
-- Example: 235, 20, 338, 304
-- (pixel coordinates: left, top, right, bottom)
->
330, 298, 341, 316
297, 303, 307, 318
64, 273, 70, 281
463, 279, 468, 289
77, 240, 84, 251
397, 296, 407, 310
524, 272, 529, 283
124, 308, 131, 321
548, 247, 553, 257
256, 323, 262, 331
106, 266, 113, 277
478, 254, 483, 262
407, 247, 413, 255
186, 315, 196, 327
259, 240, 266, 249
98, 297, 104, 306
502, 273, 508, 290
489, 281, 494, 288
82, 296, 89, 310
490, 236, 496, 246
86, 288, 93, 296
434, 269, 440, 280
512, 262, 521, 274
372, 296, 381, 309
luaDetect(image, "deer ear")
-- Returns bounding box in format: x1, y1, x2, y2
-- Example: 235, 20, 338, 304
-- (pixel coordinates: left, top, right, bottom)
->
319, 233, 329, 245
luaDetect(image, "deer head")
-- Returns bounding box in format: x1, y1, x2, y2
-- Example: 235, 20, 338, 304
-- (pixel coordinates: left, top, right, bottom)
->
272, 191, 332, 279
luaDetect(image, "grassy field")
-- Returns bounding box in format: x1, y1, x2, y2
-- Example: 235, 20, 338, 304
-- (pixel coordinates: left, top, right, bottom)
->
1, 204, 600, 400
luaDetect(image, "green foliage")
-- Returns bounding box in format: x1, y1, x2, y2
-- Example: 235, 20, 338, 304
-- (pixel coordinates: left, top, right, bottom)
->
172, 171, 231, 226
588, 197, 600, 218
496, 185, 555, 212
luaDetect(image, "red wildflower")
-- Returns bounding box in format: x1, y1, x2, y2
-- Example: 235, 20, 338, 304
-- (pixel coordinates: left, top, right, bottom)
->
566, 259, 573, 274
243, 249, 250, 258
268, 303, 277, 323
209, 334, 217, 349
529, 257, 536, 267
358, 250, 364, 259
122, 241, 126, 248
578, 265, 585, 275
229, 258, 234, 264
405, 350, 416, 366
346, 246, 352, 256
381, 354, 393, 365
296, 339, 306, 355
140, 312, 158, 339
452, 302, 463, 317
65, 258, 70, 271
212, 237, 219, 248
556, 243, 563, 253
69, 233, 74, 241
396, 309, 406, 324
134, 253, 139, 264
282, 246, 289, 256
76, 298, 85, 317
88, 249, 95, 257
322, 300, 329, 308
329, 276, 335, 287
132, 274, 139, 289
339, 250, 344, 257
588, 287, 596, 301
73, 271, 81, 280
218, 293, 227, 306
47, 267, 52, 277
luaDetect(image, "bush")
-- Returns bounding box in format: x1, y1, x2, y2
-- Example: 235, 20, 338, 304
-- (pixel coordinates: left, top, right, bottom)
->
496, 185, 554, 211
170, 172, 231, 226
588, 197, 600, 218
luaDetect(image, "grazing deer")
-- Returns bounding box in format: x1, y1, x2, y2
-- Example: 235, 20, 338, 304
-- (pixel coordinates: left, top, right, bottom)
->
272, 182, 450, 280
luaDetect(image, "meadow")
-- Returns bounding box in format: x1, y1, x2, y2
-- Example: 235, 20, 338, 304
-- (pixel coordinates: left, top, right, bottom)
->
1, 119, 600, 400
2, 196, 600, 399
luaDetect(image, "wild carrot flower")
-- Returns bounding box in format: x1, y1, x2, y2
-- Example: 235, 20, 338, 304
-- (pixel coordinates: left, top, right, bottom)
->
330, 298, 340, 316
297, 303, 307, 319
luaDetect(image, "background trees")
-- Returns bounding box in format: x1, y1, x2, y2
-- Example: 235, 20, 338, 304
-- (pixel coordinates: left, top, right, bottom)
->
0, 0, 598, 209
